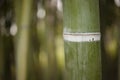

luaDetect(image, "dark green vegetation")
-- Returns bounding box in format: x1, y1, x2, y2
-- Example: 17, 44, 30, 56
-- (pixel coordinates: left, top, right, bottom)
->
0, 0, 120, 80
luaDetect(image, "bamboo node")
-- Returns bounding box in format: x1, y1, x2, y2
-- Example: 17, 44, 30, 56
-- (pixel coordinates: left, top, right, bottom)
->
63, 32, 101, 42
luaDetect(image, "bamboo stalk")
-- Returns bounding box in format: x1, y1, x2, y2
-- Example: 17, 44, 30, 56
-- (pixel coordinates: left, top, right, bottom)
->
36, 2, 49, 80
0, 31, 4, 80
63, 0, 101, 80
36, 1, 65, 80
45, 0, 57, 79
54, 4, 65, 79
44, 0, 65, 80
14, 0, 33, 80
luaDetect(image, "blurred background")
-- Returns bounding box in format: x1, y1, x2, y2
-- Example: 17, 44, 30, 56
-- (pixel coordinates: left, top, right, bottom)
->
100, 0, 120, 80
0, 0, 120, 80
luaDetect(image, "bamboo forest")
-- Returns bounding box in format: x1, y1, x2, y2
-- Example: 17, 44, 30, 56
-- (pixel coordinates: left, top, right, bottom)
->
0, 0, 120, 80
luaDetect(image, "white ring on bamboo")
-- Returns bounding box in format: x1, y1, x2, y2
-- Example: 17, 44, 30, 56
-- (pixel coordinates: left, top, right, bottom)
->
63, 32, 101, 42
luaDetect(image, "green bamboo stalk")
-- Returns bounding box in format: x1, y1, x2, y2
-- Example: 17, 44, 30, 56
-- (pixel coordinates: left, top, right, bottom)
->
36, 4, 49, 80
44, 0, 61, 80
37, 19, 49, 80
54, 7, 65, 80
45, 0, 64, 80
14, 0, 33, 80
63, 0, 101, 80
37, 1, 65, 80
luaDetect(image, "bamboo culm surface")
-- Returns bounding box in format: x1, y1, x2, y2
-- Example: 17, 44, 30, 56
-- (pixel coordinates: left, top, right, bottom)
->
63, 0, 102, 80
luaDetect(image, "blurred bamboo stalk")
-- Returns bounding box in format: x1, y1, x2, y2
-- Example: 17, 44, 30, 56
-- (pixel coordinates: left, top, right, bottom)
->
44, 0, 65, 80
14, 0, 34, 80
0, 31, 4, 80
36, 1, 49, 80
54, 2, 65, 79
45, 0, 58, 80
36, 0, 65, 80
99, 0, 120, 80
